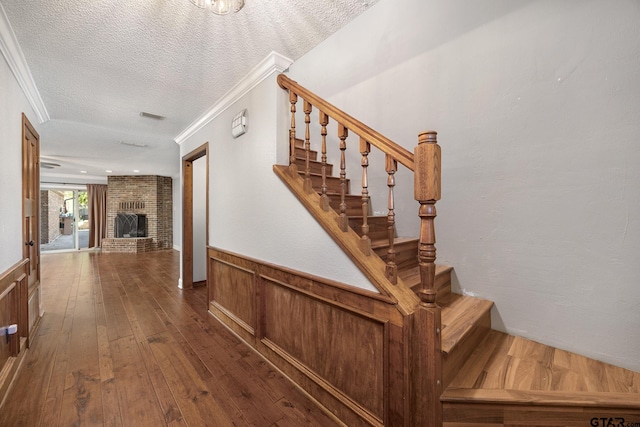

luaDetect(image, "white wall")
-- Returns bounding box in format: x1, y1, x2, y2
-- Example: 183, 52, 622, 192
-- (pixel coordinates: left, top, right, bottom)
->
287, 0, 640, 371
179, 72, 377, 292
192, 156, 207, 282
0, 55, 40, 273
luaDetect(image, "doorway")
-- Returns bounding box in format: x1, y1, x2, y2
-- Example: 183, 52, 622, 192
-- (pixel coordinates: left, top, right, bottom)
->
39, 187, 89, 252
181, 143, 209, 290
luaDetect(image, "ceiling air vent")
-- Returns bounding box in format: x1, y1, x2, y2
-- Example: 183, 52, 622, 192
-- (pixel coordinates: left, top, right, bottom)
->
120, 141, 148, 148
40, 162, 61, 169
139, 111, 165, 120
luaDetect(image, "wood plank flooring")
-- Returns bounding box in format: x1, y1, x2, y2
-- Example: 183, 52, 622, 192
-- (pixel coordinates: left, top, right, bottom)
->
0, 250, 339, 427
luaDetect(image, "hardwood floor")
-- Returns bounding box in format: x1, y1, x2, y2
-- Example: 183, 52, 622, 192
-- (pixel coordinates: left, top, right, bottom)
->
0, 250, 339, 427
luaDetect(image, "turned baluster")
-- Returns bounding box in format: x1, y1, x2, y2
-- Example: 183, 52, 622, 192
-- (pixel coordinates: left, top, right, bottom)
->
303, 100, 313, 193
385, 155, 398, 284
414, 131, 441, 307
288, 91, 298, 174
360, 137, 371, 255
337, 124, 349, 231
319, 111, 330, 211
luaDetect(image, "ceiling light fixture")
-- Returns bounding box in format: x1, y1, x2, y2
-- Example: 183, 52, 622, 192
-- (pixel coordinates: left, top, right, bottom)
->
190, 0, 245, 15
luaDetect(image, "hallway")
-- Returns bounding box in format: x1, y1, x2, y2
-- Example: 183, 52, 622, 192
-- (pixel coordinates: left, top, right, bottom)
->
0, 250, 338, 426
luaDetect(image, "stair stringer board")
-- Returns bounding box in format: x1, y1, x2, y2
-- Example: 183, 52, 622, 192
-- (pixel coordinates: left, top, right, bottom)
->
274, 164, 420, 316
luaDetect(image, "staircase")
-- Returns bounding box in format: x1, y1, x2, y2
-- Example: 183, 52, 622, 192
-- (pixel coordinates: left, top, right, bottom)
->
274, 74, 640, 426
287, 136, 494, 389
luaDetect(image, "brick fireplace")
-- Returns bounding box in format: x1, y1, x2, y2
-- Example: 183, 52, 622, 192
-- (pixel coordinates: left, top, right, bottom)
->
101, 175, 172, 253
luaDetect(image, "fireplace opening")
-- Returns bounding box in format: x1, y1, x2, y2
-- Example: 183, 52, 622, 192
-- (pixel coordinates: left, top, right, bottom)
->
115, 213, 147, 238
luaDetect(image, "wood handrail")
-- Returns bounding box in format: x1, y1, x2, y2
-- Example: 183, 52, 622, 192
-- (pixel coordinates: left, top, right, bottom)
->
277, 74, 415, 170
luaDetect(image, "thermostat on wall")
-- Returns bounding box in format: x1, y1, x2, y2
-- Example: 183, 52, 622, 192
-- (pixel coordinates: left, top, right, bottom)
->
231, 109, 247, 138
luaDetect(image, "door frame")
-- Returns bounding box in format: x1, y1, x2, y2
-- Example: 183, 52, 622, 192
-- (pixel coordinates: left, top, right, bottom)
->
21, 113, 41, 344
181, 142, 209, 290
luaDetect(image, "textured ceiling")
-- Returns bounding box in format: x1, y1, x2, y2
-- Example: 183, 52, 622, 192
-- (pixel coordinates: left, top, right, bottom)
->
0, 0, 378, 184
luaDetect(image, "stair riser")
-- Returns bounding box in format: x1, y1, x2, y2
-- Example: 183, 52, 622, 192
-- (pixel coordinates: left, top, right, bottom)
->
443, 310, 491, 388
410, 269, 452, 304
374, 240, 418, 271
301, 173, 349, 194
349, 216, 390, 241
294, 157, 333, 175
443, 402, 640, 426
294, 147, 318, 161
327, 194, 365, 216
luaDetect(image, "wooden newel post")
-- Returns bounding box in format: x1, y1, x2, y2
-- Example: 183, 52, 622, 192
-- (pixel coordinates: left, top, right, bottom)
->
412, 130, 443, 426
414, 131, 441, 307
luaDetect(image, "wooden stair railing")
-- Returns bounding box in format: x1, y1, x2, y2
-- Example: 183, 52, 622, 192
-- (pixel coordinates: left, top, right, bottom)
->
278, 74, 439, 300
277, 73, 444, 425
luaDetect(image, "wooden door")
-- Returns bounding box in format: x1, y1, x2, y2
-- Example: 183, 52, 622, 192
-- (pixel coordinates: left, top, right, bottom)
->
182, 143, 208, 290
22, 114, 40, 342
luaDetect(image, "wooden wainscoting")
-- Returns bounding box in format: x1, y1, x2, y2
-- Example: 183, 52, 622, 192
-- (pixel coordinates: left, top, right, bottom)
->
0, 259, 29, 407
208, 248, 409, 427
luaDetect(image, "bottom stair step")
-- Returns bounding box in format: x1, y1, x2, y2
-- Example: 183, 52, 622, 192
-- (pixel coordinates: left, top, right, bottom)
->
442, 330, 640, 423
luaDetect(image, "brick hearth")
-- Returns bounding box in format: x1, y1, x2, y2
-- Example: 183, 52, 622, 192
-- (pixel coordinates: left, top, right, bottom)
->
101, 237, 153, 253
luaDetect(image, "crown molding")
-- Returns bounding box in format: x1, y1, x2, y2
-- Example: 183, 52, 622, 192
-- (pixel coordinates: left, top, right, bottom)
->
174, 51, 293, 145
0, 4, 50, 123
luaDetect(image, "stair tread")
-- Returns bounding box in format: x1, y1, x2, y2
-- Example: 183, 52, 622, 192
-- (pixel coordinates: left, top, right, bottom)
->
370, 236, 417, 249
442, 330, 640, 409
294, 147, 318, 161
441, 294, 493, 356
322, 192, 360, 197
294, 157, 333, 175
294, 147, 317, 153
294, 156, 324, 164
298, 171, 346, 179
398, 264, 452, 285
